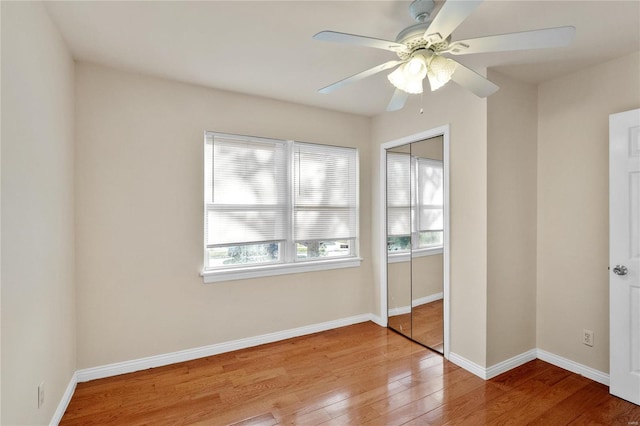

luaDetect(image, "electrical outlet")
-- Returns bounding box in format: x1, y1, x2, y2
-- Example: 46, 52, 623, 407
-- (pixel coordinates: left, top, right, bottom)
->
583, 329, 594, 347
38, 382, 44, 408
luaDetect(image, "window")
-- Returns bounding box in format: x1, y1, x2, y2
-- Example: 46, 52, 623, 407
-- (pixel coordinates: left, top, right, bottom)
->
203, 132, 359, 282
386, 152, 443, 256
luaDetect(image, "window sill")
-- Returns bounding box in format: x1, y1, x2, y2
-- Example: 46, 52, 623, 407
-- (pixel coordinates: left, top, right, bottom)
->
387, 247, 443, 263
201, 257, 363, 283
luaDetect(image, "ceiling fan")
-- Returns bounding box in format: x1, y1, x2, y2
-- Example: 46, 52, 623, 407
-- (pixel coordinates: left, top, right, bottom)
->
313, 0, 575, 111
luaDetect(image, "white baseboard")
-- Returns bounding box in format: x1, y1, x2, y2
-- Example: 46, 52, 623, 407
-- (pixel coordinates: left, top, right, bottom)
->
50, 371, 77, 426
388, 293, 444, 317
537, 349, 609, 386
369, 313, 386, 327
388, 306, 411, 316
449, 348, 609, 385
485, 349, 538, 379
413, 292, 444, 307
449, 352, 488, 379
76, 313, 375, 383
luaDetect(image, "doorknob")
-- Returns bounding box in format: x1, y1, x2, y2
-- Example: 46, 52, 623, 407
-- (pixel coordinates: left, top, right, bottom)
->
613, 265, 628, 276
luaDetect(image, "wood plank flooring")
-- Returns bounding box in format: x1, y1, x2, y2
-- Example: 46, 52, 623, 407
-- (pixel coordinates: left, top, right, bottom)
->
60, 322, 640, 425
411, 300, 444, 353
389, 301, 444, 353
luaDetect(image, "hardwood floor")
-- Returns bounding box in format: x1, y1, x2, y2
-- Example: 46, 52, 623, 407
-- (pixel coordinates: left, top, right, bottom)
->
411, 300, 444, 353
390, 300, 444, 353
61, 322, 640, 425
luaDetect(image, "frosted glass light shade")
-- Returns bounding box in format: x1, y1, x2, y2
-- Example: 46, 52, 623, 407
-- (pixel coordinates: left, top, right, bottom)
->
427, 55, 457, 91
387, 55, 427, 94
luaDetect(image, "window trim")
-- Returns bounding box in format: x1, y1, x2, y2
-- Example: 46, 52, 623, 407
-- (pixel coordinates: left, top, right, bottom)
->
202, 131, 360, 283
386, 247, 443, 263
201, 256, 363, 283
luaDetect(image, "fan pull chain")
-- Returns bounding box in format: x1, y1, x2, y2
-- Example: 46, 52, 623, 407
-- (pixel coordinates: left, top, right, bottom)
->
420, 91, 424, 114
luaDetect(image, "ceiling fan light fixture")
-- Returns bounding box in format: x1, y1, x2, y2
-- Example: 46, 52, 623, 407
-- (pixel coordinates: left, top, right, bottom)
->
406, 55, 427, 76
426, 54, 457, 91
314, 0, 576, 109
387, 54, 427, 94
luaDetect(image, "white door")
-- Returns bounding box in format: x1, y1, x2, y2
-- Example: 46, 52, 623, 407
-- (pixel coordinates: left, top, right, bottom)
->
610, 108, 640, 405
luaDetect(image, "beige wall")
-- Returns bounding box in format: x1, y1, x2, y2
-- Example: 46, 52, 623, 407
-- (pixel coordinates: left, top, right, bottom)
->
411, 135, 443, 160
486, 70, 538, 365
387, 254, 443, 310
1, 2, 76, 424
412, 254, 444, 300
74, 63, 373, 368
372, 84, 489, 367
537, 51, 640, 373
387, 261, 411, 310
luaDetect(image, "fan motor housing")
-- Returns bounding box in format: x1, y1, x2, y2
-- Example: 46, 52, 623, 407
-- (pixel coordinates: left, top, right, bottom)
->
395, 23, 450, 60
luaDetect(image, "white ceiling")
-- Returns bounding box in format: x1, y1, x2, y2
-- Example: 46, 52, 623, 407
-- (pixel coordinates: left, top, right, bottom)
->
45, 1, 640, 117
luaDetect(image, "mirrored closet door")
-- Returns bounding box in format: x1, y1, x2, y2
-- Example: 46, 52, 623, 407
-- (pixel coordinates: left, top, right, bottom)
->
386, 135, 446, 353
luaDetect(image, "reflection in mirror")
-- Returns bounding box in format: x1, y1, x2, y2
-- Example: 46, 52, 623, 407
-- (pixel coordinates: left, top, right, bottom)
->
386, 143, 412, 339
410, 136, 444, 353
386, 135, 445, 354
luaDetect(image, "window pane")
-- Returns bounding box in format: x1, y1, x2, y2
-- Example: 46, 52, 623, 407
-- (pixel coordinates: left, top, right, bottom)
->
388, 236, 411, 252
296, 240, 353, 259
418, 207, 443, 232
419, 230, 443, 248
207, 242, 281, 268
417, 158, 443, 205
206, 207, 288, 246
294, 209, 357, 241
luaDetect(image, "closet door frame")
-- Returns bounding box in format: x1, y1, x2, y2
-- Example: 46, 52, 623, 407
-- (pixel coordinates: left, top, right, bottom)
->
379, 125, 450, 359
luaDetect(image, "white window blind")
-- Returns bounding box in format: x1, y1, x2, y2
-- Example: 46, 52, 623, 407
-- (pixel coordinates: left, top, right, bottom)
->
416, 158, 444, 233
386, 152, 412, 237
294, 143, 357, 242
205, 135, 288, 247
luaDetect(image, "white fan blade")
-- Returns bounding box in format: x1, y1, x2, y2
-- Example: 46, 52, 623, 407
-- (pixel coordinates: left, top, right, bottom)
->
450, 61, 499, 97
387, 89, 410, 112
449, 26, 576, 55
319, 60, 404, 94
313, 31, 409, 53
424, 0, 483, 44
